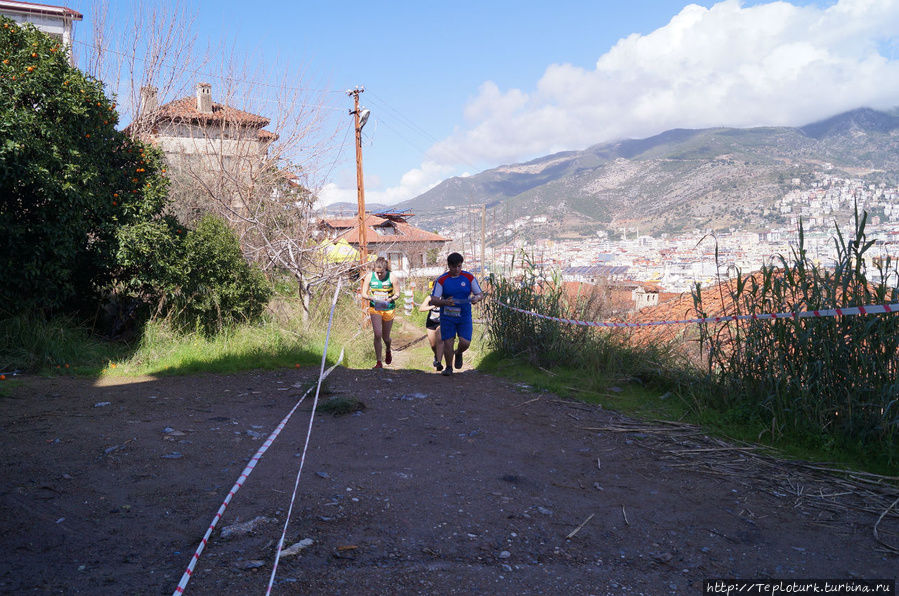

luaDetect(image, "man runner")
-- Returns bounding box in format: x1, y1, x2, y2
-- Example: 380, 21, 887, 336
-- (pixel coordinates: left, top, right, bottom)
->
429, 252, 484, 376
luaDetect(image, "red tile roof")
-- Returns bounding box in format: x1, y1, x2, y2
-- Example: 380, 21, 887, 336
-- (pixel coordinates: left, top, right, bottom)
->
127, 96, 278, 142
620, 268, 874, 349
321, 214, 449, 245
147, 96, 271, 128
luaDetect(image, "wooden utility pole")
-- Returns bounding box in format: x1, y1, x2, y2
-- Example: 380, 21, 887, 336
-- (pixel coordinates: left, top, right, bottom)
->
348, 87, 367, 266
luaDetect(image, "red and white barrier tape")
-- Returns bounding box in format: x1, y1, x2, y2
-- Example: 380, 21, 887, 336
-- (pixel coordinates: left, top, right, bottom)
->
173, 280, 345, 596
266, 278, 344, 594
496, 300, 899, 328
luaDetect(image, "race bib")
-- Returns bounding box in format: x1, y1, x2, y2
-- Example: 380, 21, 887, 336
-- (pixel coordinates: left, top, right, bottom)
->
444, 305, 462, 318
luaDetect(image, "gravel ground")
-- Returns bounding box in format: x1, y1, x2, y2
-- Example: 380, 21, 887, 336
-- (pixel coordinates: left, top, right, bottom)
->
1, 363, 896, 595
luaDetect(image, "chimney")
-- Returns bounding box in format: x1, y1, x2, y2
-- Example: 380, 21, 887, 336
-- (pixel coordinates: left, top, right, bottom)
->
139, 85, 158, 113
196, 82, 212, 114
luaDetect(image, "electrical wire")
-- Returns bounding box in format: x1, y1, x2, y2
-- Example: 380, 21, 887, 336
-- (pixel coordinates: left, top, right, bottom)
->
366, 90, 481, 171
71, 37, 478, 201
71, 38, 343, 96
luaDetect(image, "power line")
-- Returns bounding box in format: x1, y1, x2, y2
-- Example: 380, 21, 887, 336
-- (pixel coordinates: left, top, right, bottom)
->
71, 38, 344, 96
70, 38, 483, 198
366, 90, 480, 171
71, 35, 479, 169
318, 120, 355, 188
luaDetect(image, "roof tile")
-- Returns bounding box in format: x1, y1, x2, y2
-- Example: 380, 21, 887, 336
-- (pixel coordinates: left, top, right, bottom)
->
147, 96, 271, 128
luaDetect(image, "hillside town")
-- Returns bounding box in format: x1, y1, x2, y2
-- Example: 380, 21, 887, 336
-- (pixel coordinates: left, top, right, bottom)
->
443, 172, 899, 298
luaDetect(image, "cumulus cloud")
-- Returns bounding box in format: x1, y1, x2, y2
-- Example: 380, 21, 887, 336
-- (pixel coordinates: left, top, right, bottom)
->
318, 160, 455, 206
438, 0, 899, 168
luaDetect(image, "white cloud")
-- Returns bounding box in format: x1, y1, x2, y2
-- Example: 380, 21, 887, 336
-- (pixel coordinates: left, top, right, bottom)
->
318, 160, 454, 206
437, 0, 899, 168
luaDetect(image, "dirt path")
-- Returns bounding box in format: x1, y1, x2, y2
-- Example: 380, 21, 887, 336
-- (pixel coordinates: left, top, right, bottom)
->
1, 362, 896, 595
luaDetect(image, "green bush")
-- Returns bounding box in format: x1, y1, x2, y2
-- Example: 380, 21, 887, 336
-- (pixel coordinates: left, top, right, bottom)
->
0, 17, 169, 315
177, 216, 271, 334
119, 214, 271, 334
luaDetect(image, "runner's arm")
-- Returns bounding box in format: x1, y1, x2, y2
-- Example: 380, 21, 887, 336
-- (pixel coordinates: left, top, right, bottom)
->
429, 281, 454, 307
469, 276, 485, 304
360, 274, 373, 302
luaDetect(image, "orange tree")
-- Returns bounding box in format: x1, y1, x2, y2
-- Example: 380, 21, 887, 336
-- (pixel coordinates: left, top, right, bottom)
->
0, 17, 171, 315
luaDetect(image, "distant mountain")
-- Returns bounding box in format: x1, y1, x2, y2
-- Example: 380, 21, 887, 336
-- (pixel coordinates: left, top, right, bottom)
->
319, 201, 391, 217
397, 108, 899, 239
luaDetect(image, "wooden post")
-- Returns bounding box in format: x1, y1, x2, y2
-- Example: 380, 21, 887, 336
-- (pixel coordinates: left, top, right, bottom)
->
350, 88, 367, 266
348, 87, 369, 325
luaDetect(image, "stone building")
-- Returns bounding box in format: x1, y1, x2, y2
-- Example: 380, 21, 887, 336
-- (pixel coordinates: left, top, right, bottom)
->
131, 83, 277, 174
127, 83, 281, 220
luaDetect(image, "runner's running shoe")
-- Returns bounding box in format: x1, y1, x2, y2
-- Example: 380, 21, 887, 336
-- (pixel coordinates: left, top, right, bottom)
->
373, 361, 383, 369
385, 348, 392, 365
454, 351, 463, 369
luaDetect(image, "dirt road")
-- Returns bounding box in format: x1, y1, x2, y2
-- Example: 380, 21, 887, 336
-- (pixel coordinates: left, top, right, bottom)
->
1, 365, 896, 595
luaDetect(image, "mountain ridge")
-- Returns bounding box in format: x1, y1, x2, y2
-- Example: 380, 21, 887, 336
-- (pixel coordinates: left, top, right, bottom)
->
397, 107, 899, 238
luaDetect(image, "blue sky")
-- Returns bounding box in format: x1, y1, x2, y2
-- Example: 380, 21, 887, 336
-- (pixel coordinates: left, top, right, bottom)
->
66, 0, 899, 207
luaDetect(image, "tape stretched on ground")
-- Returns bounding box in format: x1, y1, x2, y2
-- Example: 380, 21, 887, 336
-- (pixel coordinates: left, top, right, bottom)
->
173, 280, 347, 596
265, 278, 344, 594
496, 300, 899, 328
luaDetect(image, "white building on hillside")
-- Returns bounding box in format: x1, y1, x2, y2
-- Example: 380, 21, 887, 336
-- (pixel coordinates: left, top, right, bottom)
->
0, 1, 82, 65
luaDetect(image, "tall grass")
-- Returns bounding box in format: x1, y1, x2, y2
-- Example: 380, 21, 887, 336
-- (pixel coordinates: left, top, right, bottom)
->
693, 209, 899, 458
0, 281, 373, 376
0, 313, 121, 372
483, 254, 690, 390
